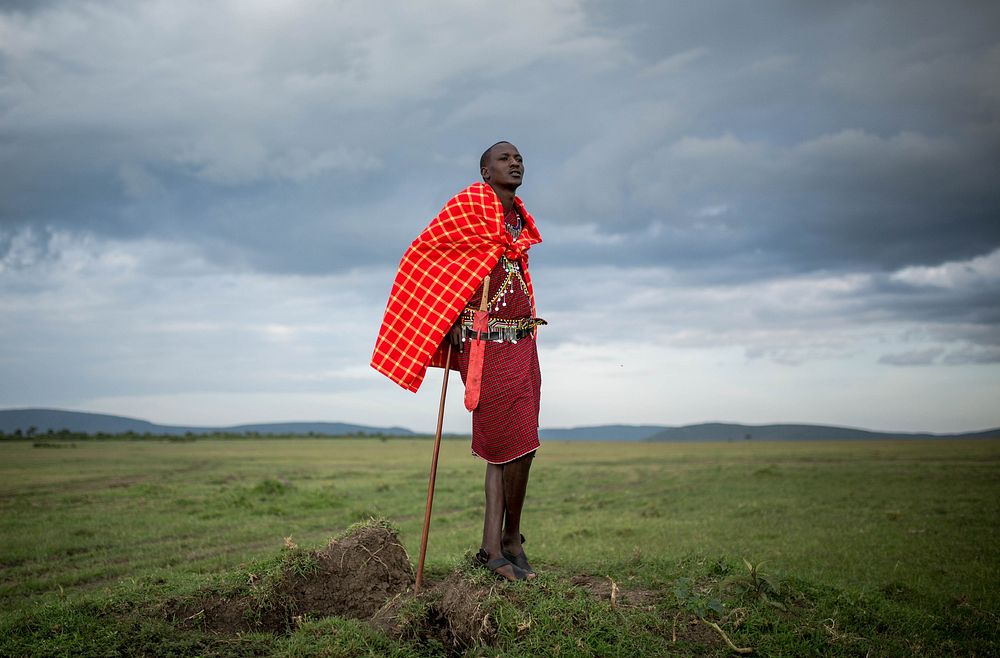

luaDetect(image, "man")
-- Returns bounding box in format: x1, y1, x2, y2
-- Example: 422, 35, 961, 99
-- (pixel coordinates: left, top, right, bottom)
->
371, 141, 544, 582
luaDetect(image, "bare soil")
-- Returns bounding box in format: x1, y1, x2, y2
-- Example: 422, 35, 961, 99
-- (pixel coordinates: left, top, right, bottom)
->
165, 526, 712, 653
166, 525, 502, 651
167, 525, 414, 634
285, 524, 414, 621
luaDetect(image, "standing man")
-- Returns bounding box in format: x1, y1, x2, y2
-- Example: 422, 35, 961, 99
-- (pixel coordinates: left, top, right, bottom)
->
372, 141, 544, 582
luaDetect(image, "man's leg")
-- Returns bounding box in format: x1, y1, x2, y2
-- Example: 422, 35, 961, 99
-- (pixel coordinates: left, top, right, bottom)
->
500, 452, 533, 557
482, 459, 536, 581
481, 463, 506, 558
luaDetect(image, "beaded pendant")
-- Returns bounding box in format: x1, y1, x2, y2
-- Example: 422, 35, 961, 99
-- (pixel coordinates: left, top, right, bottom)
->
489, 257, 530, 312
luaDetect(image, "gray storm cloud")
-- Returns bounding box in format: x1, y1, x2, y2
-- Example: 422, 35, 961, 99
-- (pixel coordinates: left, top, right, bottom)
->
1, 0, 998, 431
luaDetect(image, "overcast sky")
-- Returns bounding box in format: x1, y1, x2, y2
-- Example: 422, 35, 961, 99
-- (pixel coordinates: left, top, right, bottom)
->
2, 0, 998, 433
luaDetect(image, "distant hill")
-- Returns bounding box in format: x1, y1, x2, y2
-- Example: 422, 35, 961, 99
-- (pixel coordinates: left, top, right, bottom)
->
3, 409, 997, 441
541, 422, 999, 441
0, 409, 415, 437
539, 425, 666, 441
643, 422, 1000, 442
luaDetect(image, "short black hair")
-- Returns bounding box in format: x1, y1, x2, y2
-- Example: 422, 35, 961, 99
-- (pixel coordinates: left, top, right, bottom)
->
480, 141, 512, 170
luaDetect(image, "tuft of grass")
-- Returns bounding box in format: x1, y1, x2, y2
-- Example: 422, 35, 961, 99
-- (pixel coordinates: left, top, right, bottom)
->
337, 515, 400, 541
280, 545, 321, 580
278, 616, 428, 658
0, 596, 278, 658
486, 574, 676, 657
723, 558, 786, 610
252, 478, 294, 496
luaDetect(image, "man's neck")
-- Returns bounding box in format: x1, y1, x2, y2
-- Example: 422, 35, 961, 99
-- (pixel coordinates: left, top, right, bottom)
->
488, 183, 517, 214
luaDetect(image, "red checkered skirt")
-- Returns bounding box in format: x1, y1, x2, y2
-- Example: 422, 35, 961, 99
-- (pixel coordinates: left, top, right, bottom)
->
457, 256, 541, 464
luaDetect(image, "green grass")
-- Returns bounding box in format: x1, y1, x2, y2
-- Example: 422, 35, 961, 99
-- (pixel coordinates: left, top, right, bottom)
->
1, 438, 997, 655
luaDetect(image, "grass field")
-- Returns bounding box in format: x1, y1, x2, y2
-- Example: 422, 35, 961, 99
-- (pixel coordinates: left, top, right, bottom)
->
1, 437, 998, 656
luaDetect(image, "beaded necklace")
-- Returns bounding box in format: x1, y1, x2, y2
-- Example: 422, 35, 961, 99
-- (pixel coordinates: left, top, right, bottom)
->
504, 206, 522, 240
488, 207, 531, 312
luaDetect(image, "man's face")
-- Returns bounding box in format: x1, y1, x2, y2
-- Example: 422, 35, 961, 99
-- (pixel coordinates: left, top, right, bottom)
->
481, 143, 523, 189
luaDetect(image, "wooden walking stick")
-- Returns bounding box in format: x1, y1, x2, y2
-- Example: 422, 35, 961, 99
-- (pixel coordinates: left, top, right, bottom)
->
414, 341, 451, 595
415, 275, 490, 594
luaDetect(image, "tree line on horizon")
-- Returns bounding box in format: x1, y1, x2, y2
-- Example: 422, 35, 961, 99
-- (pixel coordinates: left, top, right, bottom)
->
0, 428, 411, 442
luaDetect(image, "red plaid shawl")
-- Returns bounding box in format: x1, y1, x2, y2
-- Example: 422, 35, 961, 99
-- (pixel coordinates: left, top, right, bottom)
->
371, 182, 542, 392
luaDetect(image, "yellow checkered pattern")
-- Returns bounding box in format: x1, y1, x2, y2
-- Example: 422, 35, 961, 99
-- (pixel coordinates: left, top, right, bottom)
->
371, 182, 541, 392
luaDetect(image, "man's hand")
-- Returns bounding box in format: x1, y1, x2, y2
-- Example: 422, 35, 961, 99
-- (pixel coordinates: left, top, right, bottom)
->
447, 321, 463, 349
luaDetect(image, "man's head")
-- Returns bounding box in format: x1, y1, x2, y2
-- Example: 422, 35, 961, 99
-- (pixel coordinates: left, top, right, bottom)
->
480, 141, 523, 190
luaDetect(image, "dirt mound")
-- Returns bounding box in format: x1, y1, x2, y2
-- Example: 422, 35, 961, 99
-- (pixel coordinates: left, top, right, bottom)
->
286, 524, 414, 620
372, 571, 497, 651
432, 572, 497, 647
169, 524, 414, 634
171, 526, 701, 653
168, 524, 497, 651
164, 530, 731, 655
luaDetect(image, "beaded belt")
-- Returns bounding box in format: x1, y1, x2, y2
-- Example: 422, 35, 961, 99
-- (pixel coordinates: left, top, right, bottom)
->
460, 313, 547, 344
463, 327, 534, 342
